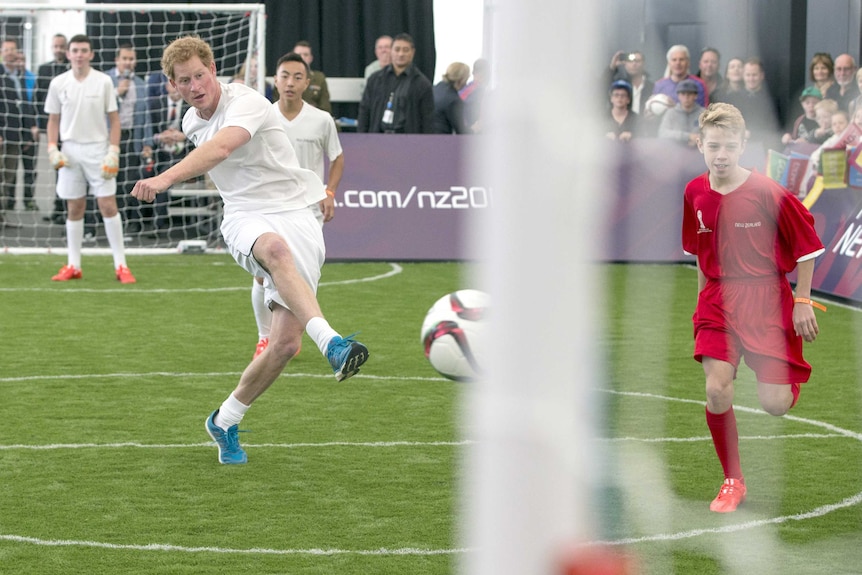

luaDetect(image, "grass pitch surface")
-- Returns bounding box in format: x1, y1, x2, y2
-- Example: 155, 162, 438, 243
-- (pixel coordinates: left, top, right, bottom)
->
1, 257, 861, 574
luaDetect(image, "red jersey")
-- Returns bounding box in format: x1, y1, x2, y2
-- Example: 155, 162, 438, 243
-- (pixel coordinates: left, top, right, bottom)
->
682, 171, 824, 280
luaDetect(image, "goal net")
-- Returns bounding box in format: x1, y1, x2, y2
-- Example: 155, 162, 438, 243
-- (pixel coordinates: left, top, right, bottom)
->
0, 3, 266, 254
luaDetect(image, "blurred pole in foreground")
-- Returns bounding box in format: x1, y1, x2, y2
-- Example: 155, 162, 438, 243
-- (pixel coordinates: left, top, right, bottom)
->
461, 1, 632, 574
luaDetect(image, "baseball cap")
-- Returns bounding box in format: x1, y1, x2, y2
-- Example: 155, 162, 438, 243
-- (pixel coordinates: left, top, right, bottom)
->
799, 86, 823, 101
609, 79, 632, 96
676, 79, 699, 94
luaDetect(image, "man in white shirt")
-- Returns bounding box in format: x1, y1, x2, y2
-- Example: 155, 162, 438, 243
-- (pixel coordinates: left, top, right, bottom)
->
45, 34, 135, 284
364, 35, 392, 79
131, 36, 368, 466
249, 51, 346, 360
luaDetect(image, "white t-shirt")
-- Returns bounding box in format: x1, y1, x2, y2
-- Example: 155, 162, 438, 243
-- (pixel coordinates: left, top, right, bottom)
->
182, 82, 325, 216
44, 69, 117, 143
273, 100, 343, 183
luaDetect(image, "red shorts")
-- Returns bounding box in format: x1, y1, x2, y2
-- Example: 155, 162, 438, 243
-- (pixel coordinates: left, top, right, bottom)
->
693, 277, 811, 384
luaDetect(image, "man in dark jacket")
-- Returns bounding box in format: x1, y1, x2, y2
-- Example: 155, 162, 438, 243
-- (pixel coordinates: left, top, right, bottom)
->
358, 33, 434, 134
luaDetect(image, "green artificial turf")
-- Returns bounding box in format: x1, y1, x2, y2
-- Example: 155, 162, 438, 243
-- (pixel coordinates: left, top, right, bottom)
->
2, 256, 861, 574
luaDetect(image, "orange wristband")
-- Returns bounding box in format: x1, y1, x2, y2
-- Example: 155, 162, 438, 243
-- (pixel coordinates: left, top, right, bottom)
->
794, 297, 827, 312
325, 189, 335, 198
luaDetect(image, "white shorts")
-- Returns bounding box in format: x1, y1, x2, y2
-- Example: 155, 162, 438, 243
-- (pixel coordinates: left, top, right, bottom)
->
221, 207, 325, 311
56, 140, 116, 199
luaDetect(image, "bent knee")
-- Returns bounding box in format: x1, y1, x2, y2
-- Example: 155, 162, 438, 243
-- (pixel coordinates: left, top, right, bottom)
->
268, 337, 302, 361
758, 384, 794, 416
761, 401, 791, 417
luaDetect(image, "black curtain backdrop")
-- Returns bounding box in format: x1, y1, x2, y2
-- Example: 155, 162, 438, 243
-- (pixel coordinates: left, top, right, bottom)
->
85, 0, 437, 80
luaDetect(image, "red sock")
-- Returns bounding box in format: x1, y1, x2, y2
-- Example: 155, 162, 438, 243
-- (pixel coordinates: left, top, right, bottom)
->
705, 406, 742, 480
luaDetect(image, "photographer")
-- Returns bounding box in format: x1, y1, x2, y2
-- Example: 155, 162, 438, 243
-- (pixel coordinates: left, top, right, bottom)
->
604, 50, 653, 114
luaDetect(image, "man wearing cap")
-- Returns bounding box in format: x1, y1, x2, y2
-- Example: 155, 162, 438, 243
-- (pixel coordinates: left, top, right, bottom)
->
606, 79, 639, 141
657, 78, 705, 146
782, 86, 822, 145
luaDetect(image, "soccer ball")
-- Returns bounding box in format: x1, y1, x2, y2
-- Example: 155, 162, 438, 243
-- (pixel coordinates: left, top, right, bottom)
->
645, 93, 675, 116
420, 289, 489, 381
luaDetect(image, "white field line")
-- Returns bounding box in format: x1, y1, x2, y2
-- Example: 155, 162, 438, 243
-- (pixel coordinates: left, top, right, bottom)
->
0, 372, 449, 383
0, 262, 403, 293
596, 388, 862, 545
0, 440, 473, 450
0, 534, 473, 556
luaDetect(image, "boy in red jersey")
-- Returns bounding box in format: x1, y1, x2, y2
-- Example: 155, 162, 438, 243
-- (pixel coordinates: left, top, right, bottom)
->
682, 102, 826, 513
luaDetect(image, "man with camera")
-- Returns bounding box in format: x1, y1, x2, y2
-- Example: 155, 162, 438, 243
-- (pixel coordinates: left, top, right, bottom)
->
107, 43, 153, 239
606, 50, 654, 114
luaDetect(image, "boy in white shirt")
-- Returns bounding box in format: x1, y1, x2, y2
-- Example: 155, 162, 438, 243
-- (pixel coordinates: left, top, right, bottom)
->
45, 34, 135, 283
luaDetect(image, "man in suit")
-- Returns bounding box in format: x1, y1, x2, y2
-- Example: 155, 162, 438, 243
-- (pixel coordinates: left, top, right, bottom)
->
148, 77, 194, 234
106, 43, 153, 237
37, 33, 69, 224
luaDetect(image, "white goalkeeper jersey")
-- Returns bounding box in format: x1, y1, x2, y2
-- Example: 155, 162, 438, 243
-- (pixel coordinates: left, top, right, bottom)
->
273, 100, 342, 183
182, 82, 325, 217
44, 69, 117, 144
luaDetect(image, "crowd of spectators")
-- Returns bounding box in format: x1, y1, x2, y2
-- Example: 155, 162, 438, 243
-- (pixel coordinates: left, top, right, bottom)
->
603, 43, 862, 160
0, 31, 487, 233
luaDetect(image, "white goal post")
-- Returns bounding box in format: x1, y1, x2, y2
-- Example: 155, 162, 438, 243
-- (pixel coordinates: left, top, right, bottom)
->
0, 3, 266, 254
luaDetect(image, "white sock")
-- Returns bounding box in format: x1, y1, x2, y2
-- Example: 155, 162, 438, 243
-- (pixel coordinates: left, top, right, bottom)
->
251, 278, 272, 339
214, 393, 249, 430
66, 218, 84, 269
306, 316, 339, 354
102, 214, 127, 268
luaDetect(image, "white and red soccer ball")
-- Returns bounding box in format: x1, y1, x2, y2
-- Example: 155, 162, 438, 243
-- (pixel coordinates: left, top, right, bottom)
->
420, 289, 489, 381
644, 93, 675, 116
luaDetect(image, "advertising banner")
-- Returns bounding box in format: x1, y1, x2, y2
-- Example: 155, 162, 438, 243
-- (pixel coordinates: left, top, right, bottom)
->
324, 134, 486, 261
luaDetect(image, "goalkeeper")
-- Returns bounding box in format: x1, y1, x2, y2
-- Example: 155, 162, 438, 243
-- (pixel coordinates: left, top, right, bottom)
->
131, 36, 369, 465
45, 34, 136, 284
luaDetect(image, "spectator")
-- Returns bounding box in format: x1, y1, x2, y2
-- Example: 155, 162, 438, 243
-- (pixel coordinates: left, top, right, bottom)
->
605, 50, 654, 114
851, 68, 862, 117
696, 48, 722, 102
826, 53, 860, 112
45, 33, 135, 284
809, 52, 835, 101
809, 105, 861, 174
293, 41, 331, 114
36, 33, 69, 224
0, 38, 33, 212
712, 57, 744, 103
232, 54, 274, 102
148, 77, 194, 235
831, 109, 850, 136
364, 35, 392, 79
605, 80, 638, 141
460, 57, 491, 130
782, 86, 822, 145
433, 61, 470, 134
810, 98, 839, 145
725, 57, 781, 149
358, 32, 434, 134
658, 79, 704, 146
2, 47, 39, 211
652, 45, 708, 107
106, 43, 154, 238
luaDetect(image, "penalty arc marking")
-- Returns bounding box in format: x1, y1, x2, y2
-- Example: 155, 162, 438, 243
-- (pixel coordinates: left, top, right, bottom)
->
592, 389, 862, 546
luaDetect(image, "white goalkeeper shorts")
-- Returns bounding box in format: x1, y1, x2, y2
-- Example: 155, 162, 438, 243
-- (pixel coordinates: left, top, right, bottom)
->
222, 207, 325, 311
56, 140, 117, 199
